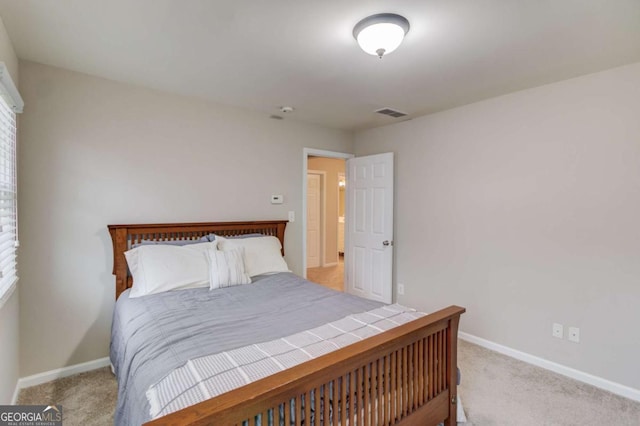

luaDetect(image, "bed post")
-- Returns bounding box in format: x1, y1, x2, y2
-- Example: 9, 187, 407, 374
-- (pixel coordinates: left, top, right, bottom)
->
444, 313, 461, 426
277, 221, 287, 255
110, 227, 129, 299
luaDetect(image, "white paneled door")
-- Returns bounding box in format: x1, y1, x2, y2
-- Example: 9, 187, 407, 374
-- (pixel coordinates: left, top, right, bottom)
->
306, 173, 321, 268
346, 153, 394, 303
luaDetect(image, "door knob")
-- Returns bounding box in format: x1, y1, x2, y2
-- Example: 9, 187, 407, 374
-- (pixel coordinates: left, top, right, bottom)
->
383, 240, 393, 246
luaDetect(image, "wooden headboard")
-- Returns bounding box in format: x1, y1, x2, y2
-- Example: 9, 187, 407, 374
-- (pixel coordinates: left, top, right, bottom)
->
108, 220, 288, 299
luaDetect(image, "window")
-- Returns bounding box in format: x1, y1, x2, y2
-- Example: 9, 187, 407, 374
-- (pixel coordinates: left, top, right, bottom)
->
0, 64, 22, 305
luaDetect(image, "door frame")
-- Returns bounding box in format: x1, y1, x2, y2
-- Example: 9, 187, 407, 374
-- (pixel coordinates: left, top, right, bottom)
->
306, 170, 326, 268
302, 148, 354, 278
337, 172, 346, 257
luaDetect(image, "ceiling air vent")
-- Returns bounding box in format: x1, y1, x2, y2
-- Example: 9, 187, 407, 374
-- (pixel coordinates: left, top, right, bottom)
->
375, 107, 407, 118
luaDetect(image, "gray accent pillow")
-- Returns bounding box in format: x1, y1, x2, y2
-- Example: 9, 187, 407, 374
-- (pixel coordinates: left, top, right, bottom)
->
132, 236, 209, 248
206, 233, 264, 242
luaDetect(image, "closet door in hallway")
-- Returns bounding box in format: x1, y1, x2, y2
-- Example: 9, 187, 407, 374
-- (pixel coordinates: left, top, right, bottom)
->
306, 173, 321, 268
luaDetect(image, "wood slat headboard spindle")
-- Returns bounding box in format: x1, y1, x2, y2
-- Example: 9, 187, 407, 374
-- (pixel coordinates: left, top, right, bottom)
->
108, 220, 288, 299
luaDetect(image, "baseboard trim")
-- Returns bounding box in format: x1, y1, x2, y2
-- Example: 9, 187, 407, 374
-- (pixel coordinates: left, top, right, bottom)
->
10, 380, 20, 405
458, 332, 640, 402
12, 337, 640, 403
16, 357, 111, 392
322, 262, 338, 267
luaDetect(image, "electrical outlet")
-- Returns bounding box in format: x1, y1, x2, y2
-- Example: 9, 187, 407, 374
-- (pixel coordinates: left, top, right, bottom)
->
288, 211, 295, 222
569, 327, 580, 343
552, 323, 563, 339
397, 283, 405, 296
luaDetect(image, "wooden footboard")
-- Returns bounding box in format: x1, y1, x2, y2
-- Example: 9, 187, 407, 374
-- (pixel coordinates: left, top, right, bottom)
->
145, 305, 465, 426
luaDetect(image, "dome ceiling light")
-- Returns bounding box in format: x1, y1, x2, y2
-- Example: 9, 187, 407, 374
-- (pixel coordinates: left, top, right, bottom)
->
353, 13, 410, 58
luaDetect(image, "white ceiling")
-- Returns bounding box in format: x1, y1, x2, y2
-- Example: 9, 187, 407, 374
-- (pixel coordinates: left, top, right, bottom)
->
1, 0, 639, 130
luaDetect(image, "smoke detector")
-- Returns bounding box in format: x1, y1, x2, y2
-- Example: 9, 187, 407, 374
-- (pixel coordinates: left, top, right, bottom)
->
280, 106, 295, 113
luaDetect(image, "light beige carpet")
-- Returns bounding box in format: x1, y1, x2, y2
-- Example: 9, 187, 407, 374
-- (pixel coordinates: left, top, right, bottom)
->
306, 256, 345, 292
457, 340, 640, 425
17, 367, 116, 426
16, 341, 640, 425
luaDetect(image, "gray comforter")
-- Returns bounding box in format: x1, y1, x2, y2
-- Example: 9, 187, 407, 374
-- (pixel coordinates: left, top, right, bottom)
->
110, 272, 382, 426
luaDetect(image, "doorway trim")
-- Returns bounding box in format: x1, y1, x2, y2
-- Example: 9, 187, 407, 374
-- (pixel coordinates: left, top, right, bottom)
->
302, 148, 354, 278
337, 172, 346, 258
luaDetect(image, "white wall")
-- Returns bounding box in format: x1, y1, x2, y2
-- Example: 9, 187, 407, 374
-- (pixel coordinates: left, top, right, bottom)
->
354, 62, 640, 390
0, 13, 19, 404
17, 60, 352, 376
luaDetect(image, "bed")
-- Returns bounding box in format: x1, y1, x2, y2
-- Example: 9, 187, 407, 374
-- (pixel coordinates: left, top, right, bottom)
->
109, 220, 465, 426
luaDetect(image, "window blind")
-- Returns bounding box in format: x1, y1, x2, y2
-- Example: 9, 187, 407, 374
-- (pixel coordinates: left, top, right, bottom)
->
0, 94, 17, 301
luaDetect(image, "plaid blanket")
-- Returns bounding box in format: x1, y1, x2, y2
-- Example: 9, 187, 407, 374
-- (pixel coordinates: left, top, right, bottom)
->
147, 304, 425, 420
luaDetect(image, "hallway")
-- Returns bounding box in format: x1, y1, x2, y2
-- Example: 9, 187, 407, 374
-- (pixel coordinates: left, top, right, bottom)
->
306, 256, 344, 292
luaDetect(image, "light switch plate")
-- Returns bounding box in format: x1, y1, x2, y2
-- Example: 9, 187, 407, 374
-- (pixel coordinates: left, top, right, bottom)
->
271, 195, 284, 204
398, 283, 405, 295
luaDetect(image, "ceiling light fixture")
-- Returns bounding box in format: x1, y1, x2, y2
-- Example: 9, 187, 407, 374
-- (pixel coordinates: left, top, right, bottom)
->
353, 13, 410, 58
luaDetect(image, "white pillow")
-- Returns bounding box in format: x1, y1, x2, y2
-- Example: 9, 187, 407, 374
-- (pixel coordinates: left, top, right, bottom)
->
125, 241, 216, 298
208, 247, 251, 289
217, 236, 289, 277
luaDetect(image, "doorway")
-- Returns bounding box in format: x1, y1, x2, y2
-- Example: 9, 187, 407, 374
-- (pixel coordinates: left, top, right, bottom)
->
303, 149, 352, 292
